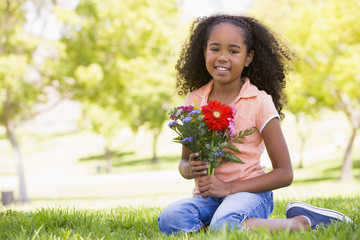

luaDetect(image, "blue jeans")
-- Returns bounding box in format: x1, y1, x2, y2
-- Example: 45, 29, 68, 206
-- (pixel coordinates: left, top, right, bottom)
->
158, 191, 273, 235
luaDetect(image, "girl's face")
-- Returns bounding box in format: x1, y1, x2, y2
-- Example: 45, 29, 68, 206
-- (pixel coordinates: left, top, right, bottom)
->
204, 22, 253, 86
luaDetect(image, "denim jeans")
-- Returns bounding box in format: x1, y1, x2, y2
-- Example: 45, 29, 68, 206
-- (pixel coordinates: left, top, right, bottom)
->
158, 191, 273, 235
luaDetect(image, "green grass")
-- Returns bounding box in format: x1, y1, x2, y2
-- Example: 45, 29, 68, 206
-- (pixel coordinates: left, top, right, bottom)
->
1, 196, 359, 239
1, 111, 359, 238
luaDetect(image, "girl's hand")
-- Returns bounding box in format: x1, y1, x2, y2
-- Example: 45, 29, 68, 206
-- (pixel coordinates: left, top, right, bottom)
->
189, 152, 208, 177
198, 174, 231, 198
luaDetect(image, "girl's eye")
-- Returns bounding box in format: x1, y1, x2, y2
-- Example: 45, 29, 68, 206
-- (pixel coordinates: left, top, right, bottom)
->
230, 50, 239, 54
210, 48, 219, 52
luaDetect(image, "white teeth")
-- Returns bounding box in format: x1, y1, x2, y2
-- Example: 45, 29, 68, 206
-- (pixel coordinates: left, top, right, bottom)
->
216, 67, 228, 71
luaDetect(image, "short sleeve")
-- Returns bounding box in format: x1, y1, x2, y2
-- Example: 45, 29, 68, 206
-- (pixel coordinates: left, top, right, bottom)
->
184, 91, 203, 107
256, 94, 280, 133
185, 93, 191, 105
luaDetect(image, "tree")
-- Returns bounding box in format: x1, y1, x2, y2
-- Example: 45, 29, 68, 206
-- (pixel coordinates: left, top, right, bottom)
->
251, 0, 360, 179
81, 102, 125, 173
285, 75, 315, 168
0, 0, 65, 203
55, 0, 180, 166
284, 0, 360, 180
251, 0, 333, 169
124, 59, 176, 163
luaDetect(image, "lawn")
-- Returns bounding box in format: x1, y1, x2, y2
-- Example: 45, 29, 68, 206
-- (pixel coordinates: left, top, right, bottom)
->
0, 110, 360, 238
1, 196, 359, 239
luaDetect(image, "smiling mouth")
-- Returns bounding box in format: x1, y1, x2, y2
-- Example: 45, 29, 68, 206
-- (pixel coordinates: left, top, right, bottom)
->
215, 66, 230, 71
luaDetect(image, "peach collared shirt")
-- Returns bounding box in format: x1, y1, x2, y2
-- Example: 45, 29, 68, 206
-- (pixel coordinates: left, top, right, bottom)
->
185, 78, 280, 195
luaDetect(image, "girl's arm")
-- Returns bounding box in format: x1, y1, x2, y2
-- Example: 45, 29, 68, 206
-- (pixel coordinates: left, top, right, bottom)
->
198, 117, 293, 198
179, 146, 209, 179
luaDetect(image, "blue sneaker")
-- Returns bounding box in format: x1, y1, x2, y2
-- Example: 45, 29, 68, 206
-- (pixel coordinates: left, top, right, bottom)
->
285, 201, 353, 229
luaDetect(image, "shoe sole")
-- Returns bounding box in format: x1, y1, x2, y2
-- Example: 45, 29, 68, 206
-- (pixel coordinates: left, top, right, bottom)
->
286, 201, 353, 223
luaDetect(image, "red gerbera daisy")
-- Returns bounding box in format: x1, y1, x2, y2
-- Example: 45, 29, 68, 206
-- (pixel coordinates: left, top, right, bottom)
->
201, 100, 233, 131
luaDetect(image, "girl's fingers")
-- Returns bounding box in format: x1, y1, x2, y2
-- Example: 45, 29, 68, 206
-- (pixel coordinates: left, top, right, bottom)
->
194, 171, 207, 177
189, 152, 199, 161
191, 162, 208, 171
191, 162, 208, 176
188, 153, 208, 176
191, 160, 208, 166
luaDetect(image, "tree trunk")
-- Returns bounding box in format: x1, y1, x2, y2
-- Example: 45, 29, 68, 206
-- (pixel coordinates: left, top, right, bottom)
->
340, 127, 357, 181
336, 92, 359, 181
295, 115, 310, 169
5, 120, 29, 203
3, 89, 29, 203
105, 145, 112, 173
298, 134, 306, 168
152, 130, 160, 163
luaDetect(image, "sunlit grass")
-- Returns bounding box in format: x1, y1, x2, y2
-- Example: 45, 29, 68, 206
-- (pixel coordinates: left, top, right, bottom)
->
1, 196, 359, 239
0, 111, 359, 239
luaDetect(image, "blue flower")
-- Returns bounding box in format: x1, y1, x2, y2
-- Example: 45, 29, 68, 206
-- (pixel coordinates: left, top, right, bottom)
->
188, 109, 201, 117
214, 152, 223, 157
168, 121, 178, 127
181, 137, 194, 143
182, 117, 193, 123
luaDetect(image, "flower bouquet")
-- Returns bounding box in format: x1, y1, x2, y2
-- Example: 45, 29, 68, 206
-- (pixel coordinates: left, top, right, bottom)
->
168, 100, 257, 175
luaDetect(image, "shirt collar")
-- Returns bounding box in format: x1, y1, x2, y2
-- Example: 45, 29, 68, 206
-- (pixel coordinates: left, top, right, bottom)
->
195, 78, 259, 106
234, 78, 259, 102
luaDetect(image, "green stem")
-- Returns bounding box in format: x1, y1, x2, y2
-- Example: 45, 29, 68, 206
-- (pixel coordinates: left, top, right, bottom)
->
208, 131, 215, 175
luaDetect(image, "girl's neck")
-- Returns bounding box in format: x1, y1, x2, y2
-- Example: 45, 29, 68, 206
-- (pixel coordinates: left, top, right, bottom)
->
208, 78, 245, 105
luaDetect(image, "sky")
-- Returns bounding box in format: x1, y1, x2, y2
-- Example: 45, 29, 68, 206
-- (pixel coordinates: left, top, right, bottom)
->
182, 0, 252, 17
25, 0, 253, 40
24, 0, 78, 40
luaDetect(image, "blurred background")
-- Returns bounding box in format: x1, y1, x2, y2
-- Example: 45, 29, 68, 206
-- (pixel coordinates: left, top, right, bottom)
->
0, 0, 359, 209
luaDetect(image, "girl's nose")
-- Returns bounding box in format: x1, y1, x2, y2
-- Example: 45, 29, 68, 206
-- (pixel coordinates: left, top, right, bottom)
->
217, 50, 229, 62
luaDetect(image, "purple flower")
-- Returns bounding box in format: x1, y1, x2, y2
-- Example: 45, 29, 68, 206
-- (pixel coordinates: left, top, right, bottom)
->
182, 117, 193, 123
181, 137, 194, 143
169, 113, 177, 120
177, 105, 194, 114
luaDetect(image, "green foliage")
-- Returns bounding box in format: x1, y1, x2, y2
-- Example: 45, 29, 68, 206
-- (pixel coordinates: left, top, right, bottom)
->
56, 0, 179, 108
252, 0, 360, 175
284, 0, 360, 112
253, 0, 360, 117
0, 196, 359, 239
81, 102, 125, 143
124, 59, 176, 132
283, 0, 360, 177
0, 0, 61, 203
54, 0, 181, 152
0, 1, 50, 124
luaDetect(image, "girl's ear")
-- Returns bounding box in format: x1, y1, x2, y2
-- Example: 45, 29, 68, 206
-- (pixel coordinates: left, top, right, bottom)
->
245, 50, 254, 67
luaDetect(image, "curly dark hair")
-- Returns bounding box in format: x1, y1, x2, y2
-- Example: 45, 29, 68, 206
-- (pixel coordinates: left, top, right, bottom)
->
175, 15, 294, 118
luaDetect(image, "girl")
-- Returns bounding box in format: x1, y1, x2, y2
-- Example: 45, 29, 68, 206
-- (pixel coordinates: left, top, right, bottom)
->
158, 14, 351, 235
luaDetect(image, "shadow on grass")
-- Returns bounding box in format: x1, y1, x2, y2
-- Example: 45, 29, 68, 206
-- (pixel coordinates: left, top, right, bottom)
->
20, 129, 83, 141
322, 159, 359, 173
78, 151, 135, 162
78, 150, 180, 170
293, 176, 336, 183
293, 157, 359, 184
112, 154, 179, 168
